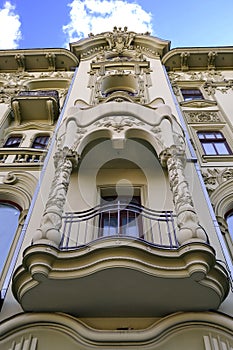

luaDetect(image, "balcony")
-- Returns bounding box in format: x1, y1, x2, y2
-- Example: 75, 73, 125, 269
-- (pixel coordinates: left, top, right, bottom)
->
0, 148, 47, 166
12, 203, 230, 317
11, 90, 60, 125
60, 202, 178, 250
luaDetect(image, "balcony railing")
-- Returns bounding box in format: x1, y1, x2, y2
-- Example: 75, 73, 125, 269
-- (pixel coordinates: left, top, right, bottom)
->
0, 148, 47, 164
60, 202, 178, 250
18, 90, 59, 101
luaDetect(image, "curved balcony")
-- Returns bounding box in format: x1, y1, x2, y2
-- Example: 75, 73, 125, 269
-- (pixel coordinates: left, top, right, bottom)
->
12, 203, 230, 317
60, 201, 178, 250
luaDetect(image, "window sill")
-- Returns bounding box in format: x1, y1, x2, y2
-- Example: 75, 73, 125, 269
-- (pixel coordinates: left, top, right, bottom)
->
202, 155, 233, 163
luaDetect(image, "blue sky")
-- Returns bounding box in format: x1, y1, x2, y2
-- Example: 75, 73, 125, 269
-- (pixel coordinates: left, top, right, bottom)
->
0, 0, 232, 50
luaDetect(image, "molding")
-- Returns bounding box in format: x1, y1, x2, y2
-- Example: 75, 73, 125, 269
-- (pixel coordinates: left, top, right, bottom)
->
12, 240, 229, 316
180, 100, 217, 108
0, 312, 233, 346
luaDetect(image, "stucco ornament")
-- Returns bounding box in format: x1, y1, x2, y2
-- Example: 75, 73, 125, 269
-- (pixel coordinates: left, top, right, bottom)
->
104, 26, 135, 53
34, 147, 78, 246
160, 145, 207, 245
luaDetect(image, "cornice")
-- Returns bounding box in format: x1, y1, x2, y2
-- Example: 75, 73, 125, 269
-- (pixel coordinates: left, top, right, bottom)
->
163, 47, 233, 71
0, 48, 78, 72
70, 28, 170, 60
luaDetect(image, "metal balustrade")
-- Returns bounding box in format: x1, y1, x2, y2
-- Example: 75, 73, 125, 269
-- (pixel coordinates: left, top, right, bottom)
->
60, 201, 178, 250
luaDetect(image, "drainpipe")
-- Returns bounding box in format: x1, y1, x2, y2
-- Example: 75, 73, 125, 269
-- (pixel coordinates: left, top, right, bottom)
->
162, 65, 233, 277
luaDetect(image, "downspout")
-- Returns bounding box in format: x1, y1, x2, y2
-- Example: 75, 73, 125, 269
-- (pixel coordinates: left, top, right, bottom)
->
162, 65, 233, 277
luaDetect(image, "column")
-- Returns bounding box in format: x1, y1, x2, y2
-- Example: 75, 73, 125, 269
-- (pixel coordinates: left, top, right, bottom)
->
33, 148, 79, 247
160, 146, 207, 245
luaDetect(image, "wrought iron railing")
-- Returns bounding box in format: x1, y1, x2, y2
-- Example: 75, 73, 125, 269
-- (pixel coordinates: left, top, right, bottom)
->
60, 202, 178, 250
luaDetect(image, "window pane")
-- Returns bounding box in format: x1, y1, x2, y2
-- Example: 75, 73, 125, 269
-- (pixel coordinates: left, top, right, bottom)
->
4, 136, 22, 147
215, 132, 224, 139
202, 143, 217, 155
181, 89, 203, 101
226, 213, 233, 241
0, 203, 20, 274
205, 133, 217, 139
215, 143, 230, 155
32, 136, 49, 149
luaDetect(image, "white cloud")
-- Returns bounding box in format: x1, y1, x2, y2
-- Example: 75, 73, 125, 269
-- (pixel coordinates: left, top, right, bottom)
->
63, 0, 153, 46
0, 1, 22, 49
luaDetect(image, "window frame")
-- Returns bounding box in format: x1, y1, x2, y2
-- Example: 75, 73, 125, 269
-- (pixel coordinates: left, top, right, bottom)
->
31, 135, 50, 149
197, 131, 232, 156
3, 135, 22, 148
181, 88, 204, 101
98, 186, 144, 239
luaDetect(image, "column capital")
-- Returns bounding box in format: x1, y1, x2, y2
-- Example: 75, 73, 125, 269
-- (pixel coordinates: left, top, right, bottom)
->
159, 145, 185, 168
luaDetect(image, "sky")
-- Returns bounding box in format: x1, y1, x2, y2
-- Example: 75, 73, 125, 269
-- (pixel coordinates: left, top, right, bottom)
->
0, 0, 232, 50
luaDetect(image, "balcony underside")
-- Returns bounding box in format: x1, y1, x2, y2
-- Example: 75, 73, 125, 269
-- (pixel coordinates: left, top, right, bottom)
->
11, 91, 59, 124
12, 238, 229, 317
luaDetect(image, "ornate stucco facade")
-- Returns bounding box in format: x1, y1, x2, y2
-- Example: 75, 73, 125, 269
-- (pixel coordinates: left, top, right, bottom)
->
0, 28, 232, 349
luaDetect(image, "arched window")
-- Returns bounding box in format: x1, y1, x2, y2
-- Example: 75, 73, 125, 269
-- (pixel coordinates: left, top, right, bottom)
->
0, 201, 21, 276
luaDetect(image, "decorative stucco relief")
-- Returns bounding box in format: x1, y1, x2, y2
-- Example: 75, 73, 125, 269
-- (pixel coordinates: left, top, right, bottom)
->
34, 148, 79, 246
0, 71, 72, 104
184, 111, 221, 123
94, 115, 144, 133
202, 168, 233, 194
168, 70, 232, 96
160, 145, 207, 244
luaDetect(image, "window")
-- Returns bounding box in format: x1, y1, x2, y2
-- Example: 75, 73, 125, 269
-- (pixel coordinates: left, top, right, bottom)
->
3, 136, 22, 148
198, 131, 232, 155
31, 135, 49, 149
0, 202, 21, 276
181, 88, 204, 101
226, 211, 233, 241
99, 188, 143, 239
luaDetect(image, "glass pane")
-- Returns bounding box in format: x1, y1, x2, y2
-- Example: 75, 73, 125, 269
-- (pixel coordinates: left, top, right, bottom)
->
121, 214, 139, 237
202, 143, 217, 155
226, 213, 233, 241
101, 215, 118, 236
204, 133, 216, 139
32, 136, 49, 149
0, 204, 20, 274
4, 137, 21, 147
215, 143, 230, 155
215, 132, 224, 139
198, 133, 205, 139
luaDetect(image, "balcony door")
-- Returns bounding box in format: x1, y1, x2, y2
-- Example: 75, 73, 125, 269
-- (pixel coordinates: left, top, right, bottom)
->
99, 188, 143, 239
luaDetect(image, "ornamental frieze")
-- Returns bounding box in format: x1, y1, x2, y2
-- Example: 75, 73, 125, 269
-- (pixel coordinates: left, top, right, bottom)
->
94, 115, 144, 133
184, 111, 221, 123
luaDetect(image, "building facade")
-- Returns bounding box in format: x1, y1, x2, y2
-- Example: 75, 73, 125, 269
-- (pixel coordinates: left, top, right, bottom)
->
0, 28, 232, 349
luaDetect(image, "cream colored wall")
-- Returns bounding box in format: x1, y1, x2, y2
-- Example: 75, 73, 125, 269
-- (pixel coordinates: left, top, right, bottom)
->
66, 139, 173, 212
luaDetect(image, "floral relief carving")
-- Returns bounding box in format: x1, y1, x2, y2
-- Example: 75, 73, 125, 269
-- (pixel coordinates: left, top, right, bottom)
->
34, 148, 78, 246
202, 168, 233, 194
160, 146, 207, 244
94, 116, 144, 133
184, 111, 221, 123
